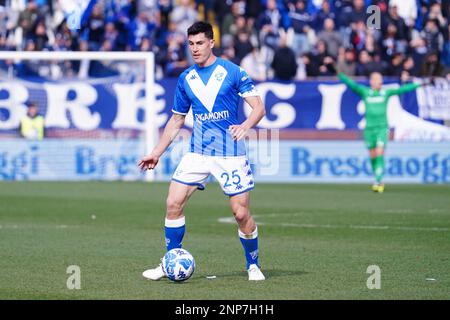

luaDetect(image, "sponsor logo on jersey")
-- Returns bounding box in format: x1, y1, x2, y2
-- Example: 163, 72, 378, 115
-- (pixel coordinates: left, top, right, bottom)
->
195, 110, 230, 122
366, 96, 386, 103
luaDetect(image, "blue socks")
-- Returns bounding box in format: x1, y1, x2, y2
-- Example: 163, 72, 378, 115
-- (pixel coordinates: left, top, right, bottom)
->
164, 217, 185, 251
239, 227, 260, 270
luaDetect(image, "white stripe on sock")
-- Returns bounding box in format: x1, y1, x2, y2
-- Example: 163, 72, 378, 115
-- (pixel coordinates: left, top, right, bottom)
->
165, 216, 185, 228
238, 226, 258, 239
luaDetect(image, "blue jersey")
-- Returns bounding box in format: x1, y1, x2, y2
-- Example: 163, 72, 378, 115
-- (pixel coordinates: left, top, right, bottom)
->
172, 57, 258, 156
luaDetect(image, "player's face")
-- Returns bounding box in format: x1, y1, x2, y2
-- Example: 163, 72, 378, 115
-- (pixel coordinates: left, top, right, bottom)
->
188, 33, 214, 67
370, 73, 383, 91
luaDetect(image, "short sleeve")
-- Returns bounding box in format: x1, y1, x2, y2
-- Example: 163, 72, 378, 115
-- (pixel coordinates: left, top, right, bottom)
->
237, 66, 259, 98
172, 77, 191, 115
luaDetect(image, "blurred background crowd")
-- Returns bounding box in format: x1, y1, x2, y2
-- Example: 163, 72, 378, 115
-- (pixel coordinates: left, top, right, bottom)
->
0, 0, 449, 81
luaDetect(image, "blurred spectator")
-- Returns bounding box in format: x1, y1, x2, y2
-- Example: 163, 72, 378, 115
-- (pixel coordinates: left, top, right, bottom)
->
302, 52, 320, 77
240, 45, 267, 81
349, 0, 367, 25
271, 35, 297, 81
311, 39, 336, 76
20, 102, 45, 140
170, 0, 198, 36
386, 4, 410, 43
256, 0, 290, 50
419, 51, 449, 77
17, 0, 40, 43
317, 18, 342, 59
234, 28, 253, 64
356, 50, 384, 76
103, 22, 118, 51
222, 3, 247, 38
245, 0, 264, 26
312, 0, 335, 31
350, 20, 367, 52
83, 3, 105, 51
401, 55, 418, 78
288, 0, 312, 56
389, 0, 417, 27
336, 47, 356, 75
387, 52, 404, 76
127, 11, 155, 51
421, 19, 443, 53
160, 20, 188, 77
213, 0, 233, 36
443, 24, 450, 66
427, 2, 448, 30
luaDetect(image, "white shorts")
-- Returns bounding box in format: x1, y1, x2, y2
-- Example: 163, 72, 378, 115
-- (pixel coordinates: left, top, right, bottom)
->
172, 152, 255, 196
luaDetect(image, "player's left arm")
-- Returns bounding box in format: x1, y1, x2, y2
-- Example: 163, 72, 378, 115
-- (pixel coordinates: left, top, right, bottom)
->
229, 95, 266, 141
386, 82, 422, 97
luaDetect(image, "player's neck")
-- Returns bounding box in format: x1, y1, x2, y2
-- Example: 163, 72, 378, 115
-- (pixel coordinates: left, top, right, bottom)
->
197, 54, 217, 68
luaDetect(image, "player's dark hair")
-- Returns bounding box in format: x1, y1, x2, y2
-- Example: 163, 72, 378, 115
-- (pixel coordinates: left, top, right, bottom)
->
187, 21, 214, 40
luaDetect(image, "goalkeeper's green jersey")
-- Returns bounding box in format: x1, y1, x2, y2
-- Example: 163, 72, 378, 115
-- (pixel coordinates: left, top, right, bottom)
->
338, 73, 420, 129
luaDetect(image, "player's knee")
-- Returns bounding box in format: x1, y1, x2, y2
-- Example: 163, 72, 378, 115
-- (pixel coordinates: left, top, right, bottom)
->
166, 197, 184, 216
232, 205, 250, 223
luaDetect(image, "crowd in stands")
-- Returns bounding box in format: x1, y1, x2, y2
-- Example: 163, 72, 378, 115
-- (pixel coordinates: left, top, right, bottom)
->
0, 0, 449, 81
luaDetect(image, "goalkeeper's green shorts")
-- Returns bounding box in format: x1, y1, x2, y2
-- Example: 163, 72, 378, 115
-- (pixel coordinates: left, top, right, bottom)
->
363, 127, 389, 149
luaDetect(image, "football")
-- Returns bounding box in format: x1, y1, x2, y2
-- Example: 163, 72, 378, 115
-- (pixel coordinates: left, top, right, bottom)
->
162, 248, 195, 282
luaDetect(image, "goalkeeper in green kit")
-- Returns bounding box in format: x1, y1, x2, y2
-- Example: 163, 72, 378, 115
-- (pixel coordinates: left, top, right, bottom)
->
338, 72, 430, 193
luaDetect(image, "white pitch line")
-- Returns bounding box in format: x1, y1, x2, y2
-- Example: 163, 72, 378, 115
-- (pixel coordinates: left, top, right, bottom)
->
218, 216, 449, 232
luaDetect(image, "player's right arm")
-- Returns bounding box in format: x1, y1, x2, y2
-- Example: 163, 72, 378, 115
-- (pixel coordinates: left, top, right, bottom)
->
338, 72, 366, 96
139, 75, 190, 171
138, 113, 186, 171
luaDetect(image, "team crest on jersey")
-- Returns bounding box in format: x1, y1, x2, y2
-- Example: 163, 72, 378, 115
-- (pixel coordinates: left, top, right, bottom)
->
215, 72, 224, 82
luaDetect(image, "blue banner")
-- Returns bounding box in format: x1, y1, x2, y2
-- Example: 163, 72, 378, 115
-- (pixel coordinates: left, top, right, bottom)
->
1, 139, 449, 183
0, 77, 444, 133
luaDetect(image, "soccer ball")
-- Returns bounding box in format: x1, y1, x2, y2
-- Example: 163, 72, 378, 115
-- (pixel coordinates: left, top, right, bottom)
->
162, 248, 195, 282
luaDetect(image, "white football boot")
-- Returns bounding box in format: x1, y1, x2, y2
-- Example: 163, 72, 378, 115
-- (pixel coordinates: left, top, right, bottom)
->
247, 264, 265, 281
142, 262, 166, 281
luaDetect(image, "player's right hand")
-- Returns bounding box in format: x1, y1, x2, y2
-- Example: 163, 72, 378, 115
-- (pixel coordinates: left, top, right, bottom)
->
138, 154, 159, 171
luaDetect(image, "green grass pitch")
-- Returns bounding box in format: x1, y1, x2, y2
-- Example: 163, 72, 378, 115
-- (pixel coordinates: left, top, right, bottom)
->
0, 182, 449, 300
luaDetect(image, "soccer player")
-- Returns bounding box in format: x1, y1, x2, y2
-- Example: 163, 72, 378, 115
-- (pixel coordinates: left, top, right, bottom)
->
338, 72, 428, 193
139, 22, 266, 281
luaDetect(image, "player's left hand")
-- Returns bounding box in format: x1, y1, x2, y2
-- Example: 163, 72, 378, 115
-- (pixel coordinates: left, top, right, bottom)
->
229, 124, 249, 141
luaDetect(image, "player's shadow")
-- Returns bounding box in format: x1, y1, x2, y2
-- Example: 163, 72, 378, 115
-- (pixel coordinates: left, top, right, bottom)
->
193, 269, 307, 281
